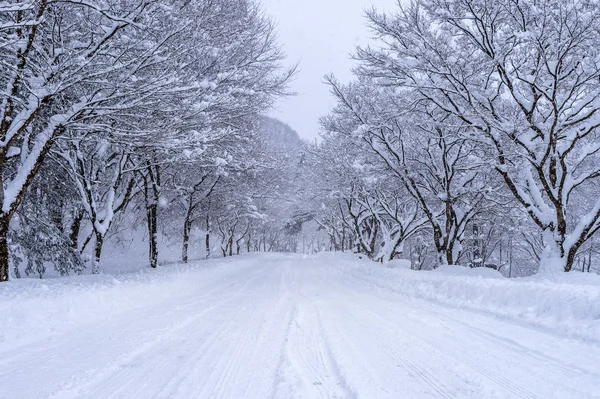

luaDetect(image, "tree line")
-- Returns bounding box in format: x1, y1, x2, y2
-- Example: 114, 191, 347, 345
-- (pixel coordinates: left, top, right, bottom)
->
3, 0, 600, 280
309, 0, 600, 275
0, 0, 298, 280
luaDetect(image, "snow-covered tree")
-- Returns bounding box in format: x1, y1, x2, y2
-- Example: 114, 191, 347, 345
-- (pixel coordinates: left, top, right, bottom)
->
358, 0, 600, 272
58, 139, 136, 274
124, 0, 293, 268
0, 0, 160, 280
323, 76, 491, 265
10, 157, 84, 278
0, 0, 293, 279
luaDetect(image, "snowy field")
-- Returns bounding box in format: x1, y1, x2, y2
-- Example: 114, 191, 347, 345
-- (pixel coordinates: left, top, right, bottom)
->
1, 253, 600, 399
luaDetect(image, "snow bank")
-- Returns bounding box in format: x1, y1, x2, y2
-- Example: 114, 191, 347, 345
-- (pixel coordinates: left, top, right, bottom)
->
385, 259, 412, 269
435, 264, 504, 278
0, 257, 247, 352
327, 253, 600, 342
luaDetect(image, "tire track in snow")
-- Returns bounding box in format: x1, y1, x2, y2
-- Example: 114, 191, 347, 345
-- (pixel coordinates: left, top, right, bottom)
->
341, 268, 600, 392
430, 312, 600, 380
0, 263, 254, 369
310, 304, 357, 399
334, 271, 540, 399
338, 303, 456, 399
42, 265, 267, 399
307, 272, 465, 399
270, 263, 355, 399
154, 264, 293, 399
9, 254, 600, 399
200, 274, 270, 398
357, 303, 539, 399
155, 301, 262, 398
269, 265, 300, 399
273, 303, 355, 399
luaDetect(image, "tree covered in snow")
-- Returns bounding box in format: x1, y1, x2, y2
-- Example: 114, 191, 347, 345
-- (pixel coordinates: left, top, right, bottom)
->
246, 117, 310, 253
10, 157, 84, 278
361, 0, 600, 273
4, 0, 600, 280
318, 0, 600, 274
0, 0, 294, 280
0, 0, 160, 280
323, 76, 493, 265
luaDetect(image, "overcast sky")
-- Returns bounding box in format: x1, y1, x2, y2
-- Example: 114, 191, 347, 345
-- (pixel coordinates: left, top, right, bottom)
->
261, 0, 398, 140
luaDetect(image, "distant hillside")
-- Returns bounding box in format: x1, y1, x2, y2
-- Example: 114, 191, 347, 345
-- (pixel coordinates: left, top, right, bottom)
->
259, 116, 304, 152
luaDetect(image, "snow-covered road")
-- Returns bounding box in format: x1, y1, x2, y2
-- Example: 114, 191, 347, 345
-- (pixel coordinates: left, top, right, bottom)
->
2, 253, 600, 399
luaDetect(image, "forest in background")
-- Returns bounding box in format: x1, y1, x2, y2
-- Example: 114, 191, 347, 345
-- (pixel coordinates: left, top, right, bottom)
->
2, 0, 600, 280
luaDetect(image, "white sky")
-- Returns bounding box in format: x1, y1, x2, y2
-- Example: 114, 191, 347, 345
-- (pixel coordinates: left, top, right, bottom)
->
261, 0, 398, 140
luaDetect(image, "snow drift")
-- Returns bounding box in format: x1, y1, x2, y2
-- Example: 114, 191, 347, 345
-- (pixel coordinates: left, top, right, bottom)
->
327, 253, 600, 342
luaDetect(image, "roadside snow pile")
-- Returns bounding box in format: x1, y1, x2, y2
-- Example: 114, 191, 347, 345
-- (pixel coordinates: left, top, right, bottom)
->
384, 259, 412, 269
0, 257, 249, 353
435, 264, 504, 278
330, 253, 600, 342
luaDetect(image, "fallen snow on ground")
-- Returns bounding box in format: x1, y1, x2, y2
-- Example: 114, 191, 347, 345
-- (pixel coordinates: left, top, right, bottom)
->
1, 252, 599, 398
335, 254, 600, 342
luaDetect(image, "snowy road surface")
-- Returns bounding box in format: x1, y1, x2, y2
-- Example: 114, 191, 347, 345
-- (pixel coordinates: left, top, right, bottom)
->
2, 253, 600, 399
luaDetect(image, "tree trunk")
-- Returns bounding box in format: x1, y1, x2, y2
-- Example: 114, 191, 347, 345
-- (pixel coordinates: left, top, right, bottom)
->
182, 209, 192, 264
368, 222, 379, 258
92, 232, 103, 275
0, 160, 7, 282
433, 247, 456, 266
509, 236, 513, 278
565, 249, 577, 273
436, 251, 446, 268
205, 231, 211, 259
142, 163, 160, 269
147, 202, 158, 268
69, 209, 84, 250
182, 221, 190, 264
0, 217, 10, 282
205, 213, 211, 259
540, 231, 571, 273
80, 231, 93, 254
446, 248, 455, 266
236, 231, 246, 256
50, 197, 64, 233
